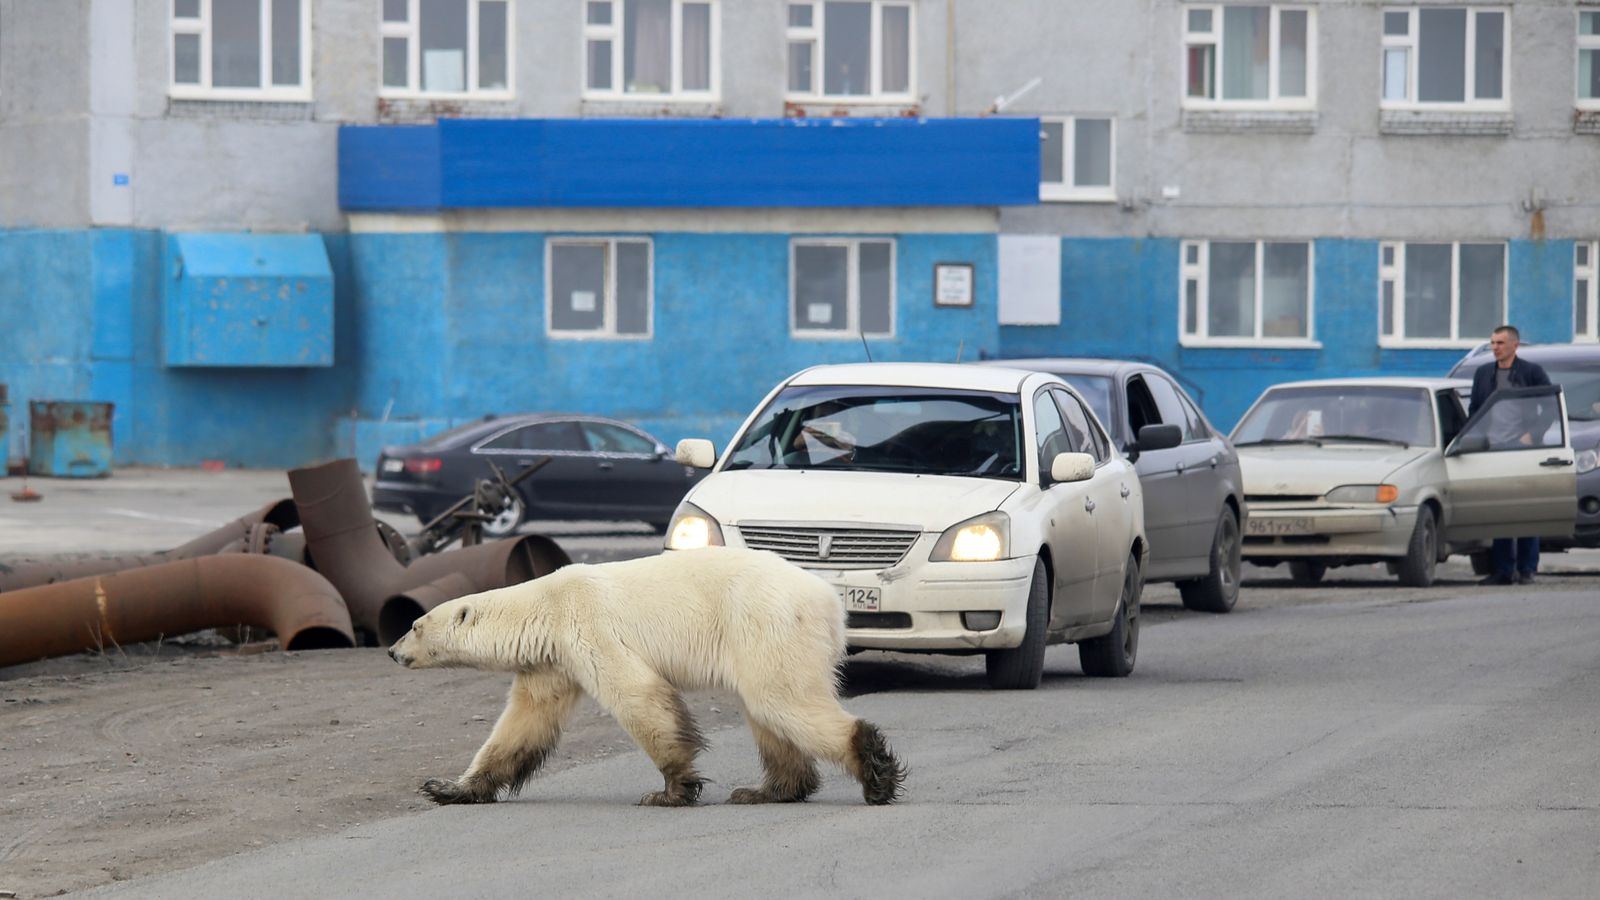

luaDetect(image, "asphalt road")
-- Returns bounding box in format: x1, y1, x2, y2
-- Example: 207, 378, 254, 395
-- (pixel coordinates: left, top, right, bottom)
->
72, 582, 1600, 899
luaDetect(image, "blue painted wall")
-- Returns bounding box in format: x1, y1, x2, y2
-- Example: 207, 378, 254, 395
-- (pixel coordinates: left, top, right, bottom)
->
998, 238, 1578, 431
339, 118, 1040, 210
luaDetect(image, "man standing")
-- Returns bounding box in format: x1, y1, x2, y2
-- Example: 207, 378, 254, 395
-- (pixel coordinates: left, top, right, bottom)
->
1469, 325, 1551, 585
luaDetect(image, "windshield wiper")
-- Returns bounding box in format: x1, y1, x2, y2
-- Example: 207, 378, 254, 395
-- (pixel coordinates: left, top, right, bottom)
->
1316, 434, 1410, 447
1235, 438, 1323, 447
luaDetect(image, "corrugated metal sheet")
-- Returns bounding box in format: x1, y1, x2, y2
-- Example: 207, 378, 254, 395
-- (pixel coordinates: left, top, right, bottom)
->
338, 117, 1040, 211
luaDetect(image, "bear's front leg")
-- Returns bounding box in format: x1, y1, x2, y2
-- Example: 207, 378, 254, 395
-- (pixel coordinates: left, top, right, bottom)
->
421, 668, 581, 805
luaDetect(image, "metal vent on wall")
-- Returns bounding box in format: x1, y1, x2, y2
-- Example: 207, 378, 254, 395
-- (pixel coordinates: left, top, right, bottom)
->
739, 525, 920, 570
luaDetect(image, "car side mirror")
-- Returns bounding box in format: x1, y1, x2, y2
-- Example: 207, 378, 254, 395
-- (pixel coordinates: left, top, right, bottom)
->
1135, 423, 1182, 453
1446, 433, 1489, 457
675, 438, 716, 469
1049, 452, 1096, 484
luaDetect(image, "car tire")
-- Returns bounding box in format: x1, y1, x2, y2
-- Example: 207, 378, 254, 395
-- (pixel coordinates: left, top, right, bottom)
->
481, 494, 527, 539
1396, 505, 1438, 588
1178, 508, 1241, 613
1079, 552, 1141, 678
985, 557, 1049, 690
1469, 550, 1494, 576
1288, 560, 1326, 585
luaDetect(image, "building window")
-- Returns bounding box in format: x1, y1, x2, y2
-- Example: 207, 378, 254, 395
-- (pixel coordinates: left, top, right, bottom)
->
1181, 240, 1314, 345
791, 239, 895, 338
547, 239, 653, 339
170, 0, 310, 99
786, 2, 914, 102
1183, 5, 1315, 107
1578, 242, 1599, 342
380, 0, 511, 97
1380, 7, 1508, 109
1581, 10, 1600, 110
1379, 242, 1505, 346
583, 0, 717, 99
1039, 117, 1115, 203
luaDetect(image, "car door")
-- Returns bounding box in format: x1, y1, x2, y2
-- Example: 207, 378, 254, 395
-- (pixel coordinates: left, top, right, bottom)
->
579, 420, 691, 519
1124, 375, 1194, 576
1442, 385, 1577, 541
1144, 374, 1221, 562
1054, 388, 1132, 620
474, 420, 590, 515
1030, 389, 1098, 629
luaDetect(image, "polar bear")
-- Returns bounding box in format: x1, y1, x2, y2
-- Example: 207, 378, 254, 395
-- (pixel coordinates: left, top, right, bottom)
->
388, 546, 906, 807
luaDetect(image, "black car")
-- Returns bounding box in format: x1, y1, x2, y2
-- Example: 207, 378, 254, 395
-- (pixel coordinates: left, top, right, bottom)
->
1448, 342, 1600, 551
980, 357, 1246, 613
372, 413, 705, 537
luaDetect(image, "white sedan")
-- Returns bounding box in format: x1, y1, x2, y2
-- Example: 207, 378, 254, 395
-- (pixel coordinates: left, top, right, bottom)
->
665, 363, 1177, 689
1231, 377, 1577, 586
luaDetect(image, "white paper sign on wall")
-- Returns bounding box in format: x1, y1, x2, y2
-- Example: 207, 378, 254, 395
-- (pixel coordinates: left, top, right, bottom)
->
998, 235, 1061, 326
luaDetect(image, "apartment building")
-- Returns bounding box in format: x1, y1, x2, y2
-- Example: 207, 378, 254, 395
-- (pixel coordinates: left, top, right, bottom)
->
1, 1, 1596, 466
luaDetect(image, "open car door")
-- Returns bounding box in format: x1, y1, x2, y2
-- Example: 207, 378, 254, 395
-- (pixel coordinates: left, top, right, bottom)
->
1442, 385, 1576, 542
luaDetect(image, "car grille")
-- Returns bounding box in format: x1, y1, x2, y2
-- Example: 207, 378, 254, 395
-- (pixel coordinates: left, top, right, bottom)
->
847, 612, 912, 629
739, 524, 920, 569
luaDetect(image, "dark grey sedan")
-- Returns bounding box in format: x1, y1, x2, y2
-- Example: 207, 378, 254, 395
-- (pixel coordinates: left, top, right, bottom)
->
372, 413, 704, 538
981, 358, 1245, 612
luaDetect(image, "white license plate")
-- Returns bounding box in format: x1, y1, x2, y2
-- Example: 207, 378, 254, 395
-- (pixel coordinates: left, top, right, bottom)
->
837, 586, 881, 612
381, 458, 404, 474
1246, 517, 1315, 536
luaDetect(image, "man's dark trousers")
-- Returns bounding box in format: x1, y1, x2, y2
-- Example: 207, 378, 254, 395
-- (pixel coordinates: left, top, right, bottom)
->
1491, 537, 1539, 579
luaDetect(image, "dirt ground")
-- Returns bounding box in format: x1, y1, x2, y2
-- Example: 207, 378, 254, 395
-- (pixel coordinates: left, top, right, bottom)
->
4, 558, 1597, 898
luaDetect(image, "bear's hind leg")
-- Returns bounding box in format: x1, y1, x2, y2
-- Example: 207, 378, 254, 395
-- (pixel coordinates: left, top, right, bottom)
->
728, 718, 820, 804
590, 668, 708, 807
421, 668, 581, 805
748, 699, 907, 806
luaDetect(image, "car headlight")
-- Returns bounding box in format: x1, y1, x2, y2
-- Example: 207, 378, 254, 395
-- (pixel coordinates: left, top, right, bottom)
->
1325, 484, 1400, 504
930, 511, 1011, 562
664, 501, 724, 550
1577, 448, 1599, 475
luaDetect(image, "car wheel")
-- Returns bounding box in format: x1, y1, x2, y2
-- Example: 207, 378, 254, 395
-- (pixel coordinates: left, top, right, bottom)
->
984, 557, 1049, 690
1079, 552, 1141, 678
1178, 508, 1241, 613
1396, 505, 1438, 588
481, 494, 527, 539
1469, 550, 1494, 576
1288, 560, 1326, 585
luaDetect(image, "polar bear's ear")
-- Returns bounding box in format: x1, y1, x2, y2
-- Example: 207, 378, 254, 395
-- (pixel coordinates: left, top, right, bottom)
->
453, 605, 475, 628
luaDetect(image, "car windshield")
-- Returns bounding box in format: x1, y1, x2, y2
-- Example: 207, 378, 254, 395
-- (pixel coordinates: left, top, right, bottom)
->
1545, 364, 1600, 421
1052, 374, 1113, 430
1232, 386, 1435, 448
723, 385, 1024, 479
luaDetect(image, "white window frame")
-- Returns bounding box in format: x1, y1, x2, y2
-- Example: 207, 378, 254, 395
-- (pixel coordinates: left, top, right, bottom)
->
784, 1, 916, 104
1039, 116, 1116, 203
1378, 241, 1508, 348
1580, 8, 1600, 111
1180, 240, 1318, 348
582, 0, 721, 102
545, 237, 654, 341
1380, 6, 1510, 111
1577, 241, 1599, 343
169, 0, 312, 101
1181, 4, 1317, 110
789, 238, 896, 340
379, 0, 514, 99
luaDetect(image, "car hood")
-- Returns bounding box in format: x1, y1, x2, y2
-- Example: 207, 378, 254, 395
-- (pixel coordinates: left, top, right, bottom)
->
688, 469, 1022, 532
1236, 445, 1432, 494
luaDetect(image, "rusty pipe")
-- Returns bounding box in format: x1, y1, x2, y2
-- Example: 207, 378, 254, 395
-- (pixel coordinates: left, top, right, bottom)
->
0, 499, 299, 593
289, 458, 569, 642
0, 554, 354, 668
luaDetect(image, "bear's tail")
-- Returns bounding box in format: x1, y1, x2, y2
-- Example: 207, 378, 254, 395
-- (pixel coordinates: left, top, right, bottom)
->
852, 719, 908, 805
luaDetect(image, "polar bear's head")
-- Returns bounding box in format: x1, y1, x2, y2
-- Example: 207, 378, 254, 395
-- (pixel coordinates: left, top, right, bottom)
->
388, 596, 502, 671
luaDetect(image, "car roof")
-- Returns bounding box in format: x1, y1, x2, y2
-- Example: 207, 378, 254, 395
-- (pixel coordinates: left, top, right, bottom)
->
1451, 342, 1600, 372
975, 356, 1146, 378
1260, 376, 1470, 392
786, 362, 1042, 393
420, 412, 621, 448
